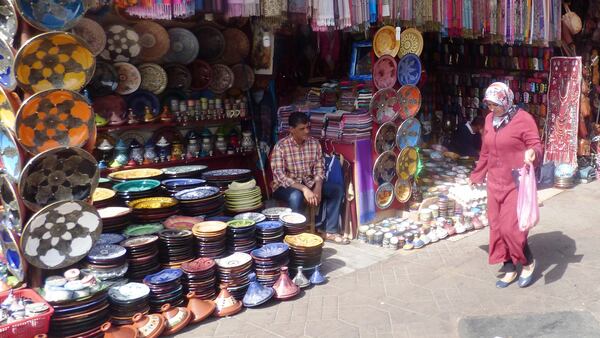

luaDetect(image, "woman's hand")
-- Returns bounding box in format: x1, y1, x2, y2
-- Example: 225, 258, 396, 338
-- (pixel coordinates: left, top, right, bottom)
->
524, 148, 536, 165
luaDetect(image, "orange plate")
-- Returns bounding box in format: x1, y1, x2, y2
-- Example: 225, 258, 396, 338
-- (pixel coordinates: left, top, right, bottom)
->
397, 85, 422, 120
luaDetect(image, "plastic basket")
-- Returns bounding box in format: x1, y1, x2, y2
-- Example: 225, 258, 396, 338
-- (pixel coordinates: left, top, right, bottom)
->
0, 289, 54, 338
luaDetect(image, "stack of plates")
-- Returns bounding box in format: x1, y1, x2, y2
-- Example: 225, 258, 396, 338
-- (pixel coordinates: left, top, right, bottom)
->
226, 219, 256, 253
192, 221, 228, 258
262, 207, 292, 221
49, 291, 110, 338
158, 229, 195, 268
128, 197, 179, 222
174, 186, 224, 217
92, 187, 117, 208
202, 168, 253, 188
279, 213, 308, 235
181, 258, 217, 300
555, 163, 577, 189
215, 252, 253, 300
143, 268, 185, 313
255, 221, 285, 246
85, 244, 128, 281
112, 179, 162, 204
108, 168, 164, 183
284, 233, 324, 271
108, 282, 150, 325
97, 233, 126, 245
123, 223, 164, 237
233, 212, 266, 223
163, 215, 204, 230
555, 176, 575, 188
224, 186, 263, 213
98, 207, 132, 233
251, 243, 290, 286
120, 235, 161, 281
163, 165, 208, 179
162, 178, 206, 195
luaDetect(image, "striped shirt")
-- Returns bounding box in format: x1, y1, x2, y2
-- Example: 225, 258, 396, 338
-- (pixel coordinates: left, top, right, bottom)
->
270, 135, 325, 191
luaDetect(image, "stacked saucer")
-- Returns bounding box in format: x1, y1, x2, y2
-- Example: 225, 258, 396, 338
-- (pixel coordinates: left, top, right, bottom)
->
49, 290, 110, 338
224, 186, 263, 214
113, 179, 162, 204
192, 221, 228, 258
255, 221, 285, 246
85, 244, 128, 281
97, 233, 126, 245
158, 229, 195, 268
108, 282, 151, 325
181, 258, 217, 300
123, 223, 164, 237
120, 235, 161, 281
555, 164, 577, 188
262, 207, 292, 221
284, 233, 324, 271
174, 186, 224, 217
92, 187, 117, 208
163, 165, 208, 179
226, 219, 256, 253
128, 197, 179, 222
143, 268, 185, 312
98, 207, 132, 233
162, 178, 206, 195
279, 213, 308, 235
215, 252, 253, 300
233, 212, 266, 223
202, 168, 253, 188
251, 243, 290, 286
163, 215, 204, 230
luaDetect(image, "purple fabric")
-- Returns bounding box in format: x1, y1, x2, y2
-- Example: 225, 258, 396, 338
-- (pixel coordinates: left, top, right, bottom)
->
354, 139, 376, 224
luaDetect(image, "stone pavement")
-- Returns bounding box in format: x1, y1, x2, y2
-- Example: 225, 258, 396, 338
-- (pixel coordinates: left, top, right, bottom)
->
176, 181, 600, 338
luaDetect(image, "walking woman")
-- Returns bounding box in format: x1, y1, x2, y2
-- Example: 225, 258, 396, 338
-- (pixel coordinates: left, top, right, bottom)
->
469, 82, 542, 288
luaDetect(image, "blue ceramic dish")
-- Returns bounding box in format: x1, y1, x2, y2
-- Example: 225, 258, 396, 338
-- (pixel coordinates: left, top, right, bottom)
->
256, 221, 283, 231
0, 39, 16, 90
144, 268, 183, 285
251, 243, 289, 259
15, 0, 86, 31
162, 178, 206, 189
396, 117, 422, 150
174, 186, 220, 201
397, 53, 422, 86
126, 90, 160, 116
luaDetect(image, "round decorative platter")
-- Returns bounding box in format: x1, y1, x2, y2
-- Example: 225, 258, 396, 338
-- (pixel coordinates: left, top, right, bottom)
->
397, 53, 422, 86
374, 121, 397, 154
100, 24, 141, 63
0, 38, 16, 91
396, 146, 419, 180
396, 117, 422, 150
163, 28, 198, 65
133, 21, 169, 63
370, 88, 400, 125
372, 55, 397, 90
394, 179, 412, 203
396, 85, 422, 120
375, 182, 394, 209
373, 26, 400, 57
71, 17, 106, 57
14, 0, 86, 31
372, 150, 397, 185
398, 28, 424, 57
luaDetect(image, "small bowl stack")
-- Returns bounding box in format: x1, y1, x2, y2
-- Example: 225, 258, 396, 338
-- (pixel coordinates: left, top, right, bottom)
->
279, 213, 308, 235
284, 233, 324, 271
158, 229, 195, 269
108, 282, 151, 325
85, 244, 128, 282
181, 258, 217, 300
226, 219, 257, 254
113, 179, 162, 204
143, 268, 185, 312
251, 243, 290, 286
162, 178, 206, 196
555, 163, 577, 189
192, 221, 228, 258
255, 221, 285, 246
215, 252, 253, 300
262, 207, 292, 221
120, 235, 161, 281
174, 186, 224, 217
128, 197, 180, 223
97, 207, 132, 233
49, 291, 110, 338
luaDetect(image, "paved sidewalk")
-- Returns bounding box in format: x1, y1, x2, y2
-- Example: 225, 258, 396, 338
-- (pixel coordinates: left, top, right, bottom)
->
177, 181, 600, 338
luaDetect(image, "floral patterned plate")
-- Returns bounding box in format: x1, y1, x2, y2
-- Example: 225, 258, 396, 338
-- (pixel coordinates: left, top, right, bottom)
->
0, 38, 16, 91
372, 150, 397, 185
373, 55, 397, 90
370, 88, 400, 125
138, 63, 167, 95
396, 85, 421, 120
14, 0, 86, 31
0, 0, 17, 46
398, 28, 423, 57
397, 53, 422, 86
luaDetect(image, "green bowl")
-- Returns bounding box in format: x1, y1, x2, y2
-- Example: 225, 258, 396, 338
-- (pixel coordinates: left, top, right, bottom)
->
113, 179, 161, 193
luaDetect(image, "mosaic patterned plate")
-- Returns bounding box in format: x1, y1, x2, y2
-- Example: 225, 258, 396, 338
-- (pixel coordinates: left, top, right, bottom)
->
189, 60, 212, 90
109, 168, 163, 181
215, 252, 252, 268
375, 182, 394, 209
394, 179, 412, 203
396, 85, 421, 120
373, 55, 397, 90
163, 165, 207, 177
16, 89, 94, 154
372, 150, 396, 185
86, 61, 118, 97
398, 28, 423, 57
0, 0, 17, 46
19, 146, 99, 211
396, 146, 419, 180
163, 28, 198, 65
21, 200, 102, 270
100, 25, 140, 63
370, 88, 400, 125
134, 21, 169, 63
284, 233, 324, 248
0, 174, 25, 233
396, 117, 421, 150
114, 62, 141, 95
194, 26, 225, 63
174, 186, 221, 201
208, 64, 233, 94
0, 38, 16, 91
0, 223, 26, 281
15, 0, 86, 32
0, 125, 24, 182
138, 63, 167, 95
231, 64, 255, 91
221, 28, 250, 65
373, 26, 400, 58
15, 32, 95, 94
374, 121, 397, 154
0, 87, 16, 130
397, 53, 422, 86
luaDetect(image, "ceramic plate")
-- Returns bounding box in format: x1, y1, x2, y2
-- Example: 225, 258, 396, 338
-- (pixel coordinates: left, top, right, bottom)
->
165, 63, 192, 90
162, 178, 205, 189
221, 28, 250, 65
396, 146, 419, 180
398, 28, 424, 57
189, 60, 212, 90
262, 207, 291, 217
120, 234, 158, 248
374, 121, 397, 154
101, 25, 140, 62
71, 17, 106, 56
233, 212, 265, 223
251, 243, 288, 259
108, 282, 150, 303
203, 168, 251, 178
163, 165, 208, 176
394, 179, 412, 203
397, 53, 422, 86
370, 88, 400, 124
372, 55, 397, 90
113, 179, 160, 193
375, 182, 394, 209
284, 233, 323, 248
134, 21, 169, 63
144, 268, 183, 285
231, 64, 254, 91
86, 62, 118, 97
114, 62, 141, 95
0, 0, 17, 46
88, 243, 126, 261
174, 186, 221, 201
215, 252, 252, 268
15, 0, 86, 31
227, 219, 255, 229
396, 117, 421, 150
21, 200, 101, 270
97, 206, 132, 219
138, 63, 167, 95
97, 233, 126, 245
373, 26, 400, 57
92, 187, 115, 203
0, 175, 25, 232
279, 212, 306, 225
125, 90, 160, 116
0, 125, 23, 182
396, 85, 421, 120
163, 28, 198, 65
123, 223, 164, 237
372, 150, 396, 185
15, 32, 95, 94
162, 215, 203, 230
128, 197, 177, 210
19, 146, 99, 211
192, 221, 227, 234
16, 89, 94, 154
194, 26, 225, 63
0, 39, 16, 91
0, 223, 26, 281
0, 87, 16, 130
209, 64, 233, 94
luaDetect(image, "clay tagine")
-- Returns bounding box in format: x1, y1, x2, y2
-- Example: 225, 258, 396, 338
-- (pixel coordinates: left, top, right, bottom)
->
273, 266, 300, 300
131, 312, 166, 338
213, 283, 242, 317
101, 322, 139, 338
186, 291, 216, 324
160, 303, 192, 335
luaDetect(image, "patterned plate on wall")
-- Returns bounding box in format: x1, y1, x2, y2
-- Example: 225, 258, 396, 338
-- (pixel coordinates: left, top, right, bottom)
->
14, 0, 86, 31
396, 85, 422, 120
0, 125, 24, 182
373, 26, 400, 58
209, 64, 234, 94
374, 121, 397, 154
0, 87, 16, 130
114, 62, 141, 95
372, 150, 397, 185
0, 0, 17, 46
0, 38, 16, 91
375, 182, 394, 209
163, 28, 199, 65
370, 88, 400, 125
134, 21, 170, 63
0, 175, 26, 233
19, 146, 99, 211
138, 63, 167, 95
194, 26, 225, 63
396, 117, 421, 150
397, 53, 422, 86
221, 28, 250, 65
398, 28, 423, 57
396, 146, 419, 180
189, 60, 212, 90
231, 64, 255, 91
71, 17, 106, 56
0, 223, 26, 281
100, 24, 141, 63
15, 89, 95, 154
394, 179, 412, 203
21, 200, 102, 270
372, 55, 397, 90
15, 32, 95, 94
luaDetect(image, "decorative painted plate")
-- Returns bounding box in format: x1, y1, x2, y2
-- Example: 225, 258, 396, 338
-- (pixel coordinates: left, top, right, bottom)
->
174, 186, 221, 201
100, 25, 140, 62
261, 207, 291, 218
114, 62, 141, 95
133, 21, 169, 63
109, 168, 163, 181
0, 223, 26, 281
138, 63, 167, 95
283, 233, 323, 248
86, 62, 118, 97
14, 0, 86, 31
374, 121, 397, 154
397, 53, 422, 86
279, 212, 306, 225
163, 165, 208, 177
202, 168, 251, 178
370, 88, 400, 125
231, 64, 255, 91
97, 206, 132, 219
251, 243, 288, 259
165, 63, 192, 90
143, 268, 183, 285
88, 243, 126, 261
215, 252, 252, 268
21, 200, 102, 270
92, 187, 115, 203
255, 220, 283, 231
163, 28, 198, 65
396, 146, 419, 180
373, 26, 400, 57
189, 60, 212, 91
227, 219, 255, 229
372, 55, 397, 90
233, 212, 266, 223
162, 178, 205, 189
108, 282, 150, 303
194, 26, 225, 63
372, 150, 396, 185
163, 215, 203, 230
0, 87, 16, 130
128, 197, 177, 210
120, 234, 158, 248
113, 179, 160, 193
15, 32, 95, 94
208, 64, 233, 94
192, 221, 227, 234
0, 125, 23, 182
396, 118, 421, 150
396, 85, 422, 120
221, 28, 250, 65
181, 257, 215, 273
97, 233, 126, 245
375, 182, 394, 209
19, 146, 99, 211
0, 175, 25, 233
16, 89, 94, 154
71, 17, 106, 56
394, 179, 412, 203
398, 28, 424, 57
123, 223, 164, 237
0, 0, 17, 46
126, 90, 160, 116
0, 38, 16, 91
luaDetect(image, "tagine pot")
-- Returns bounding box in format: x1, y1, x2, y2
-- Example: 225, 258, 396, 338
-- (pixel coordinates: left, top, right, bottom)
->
273, 266, 300, 300
186, 291, 216, 323
160, 303, 192, 335
100, 322, 138, 338
131, 312, 166, 338
242, 272, 274, 307
213, 283, 242, 317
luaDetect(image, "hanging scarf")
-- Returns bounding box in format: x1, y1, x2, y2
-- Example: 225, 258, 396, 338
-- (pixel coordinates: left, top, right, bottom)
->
226, 0, 259, 17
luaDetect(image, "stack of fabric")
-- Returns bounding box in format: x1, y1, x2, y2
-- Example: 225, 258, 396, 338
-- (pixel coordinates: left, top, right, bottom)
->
340, 109, 373, 143
320, 82, 338, 107
337, 81, 356, 111
356, 84, 373, 111
277, 105, 295, 134
306, 87, 321, 108
324, 112, 344, 141
309, 111, 327, 139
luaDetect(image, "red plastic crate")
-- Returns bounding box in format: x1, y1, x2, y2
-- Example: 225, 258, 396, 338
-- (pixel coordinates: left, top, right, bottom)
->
0, 289, 54, 338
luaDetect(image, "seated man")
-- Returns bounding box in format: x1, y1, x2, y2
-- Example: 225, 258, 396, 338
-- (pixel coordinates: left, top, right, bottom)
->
270, 112, 347, 244
452, 115, 484, 157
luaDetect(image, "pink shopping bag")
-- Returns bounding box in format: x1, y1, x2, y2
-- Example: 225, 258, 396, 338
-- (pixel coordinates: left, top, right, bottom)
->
517, 164, 539, 231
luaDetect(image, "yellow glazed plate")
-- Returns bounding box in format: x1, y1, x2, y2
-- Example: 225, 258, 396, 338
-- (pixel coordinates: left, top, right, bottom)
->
109, 168, 163, 181
192, 221, 227, 234
128, 197, 178, 209
93, 187, 116, 202
398, 28, 424, 57
373, 26, 400, 58
284, 233, 324, 248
